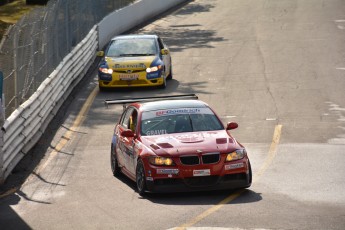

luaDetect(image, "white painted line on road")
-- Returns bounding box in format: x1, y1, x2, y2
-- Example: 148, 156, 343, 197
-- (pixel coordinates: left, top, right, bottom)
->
265, 118, 277, 121
168, 228, 271, 230
334, 20, 345, 22
328, 138, 345, 145
225, 115, 237, 118
336, 67, 345, 70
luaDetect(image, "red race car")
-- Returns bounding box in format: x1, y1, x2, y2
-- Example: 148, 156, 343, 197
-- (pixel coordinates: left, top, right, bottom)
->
107, 94, 252, 195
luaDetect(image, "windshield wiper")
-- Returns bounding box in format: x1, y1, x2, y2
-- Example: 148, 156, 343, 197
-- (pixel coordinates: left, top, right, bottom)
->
119, 54, 155, 56
118, 54, 133, 57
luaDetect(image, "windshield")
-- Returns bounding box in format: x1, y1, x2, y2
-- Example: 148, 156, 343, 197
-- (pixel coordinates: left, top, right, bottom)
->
141, 108, 224, 136
106, 38, 158, 57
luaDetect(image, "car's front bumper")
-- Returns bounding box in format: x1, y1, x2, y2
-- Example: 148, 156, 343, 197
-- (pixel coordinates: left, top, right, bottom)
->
143, 158, 252, 193
98, 70, 164, 88
145, 172, 251, 193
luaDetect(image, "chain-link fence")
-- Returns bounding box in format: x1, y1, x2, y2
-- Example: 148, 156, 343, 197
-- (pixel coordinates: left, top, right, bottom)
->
0, 0, 135, 118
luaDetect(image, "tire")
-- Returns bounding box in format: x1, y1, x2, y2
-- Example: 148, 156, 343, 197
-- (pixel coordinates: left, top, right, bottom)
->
245, 160, 252, 188
136, 159, 147, 196
110, 145, 120, 177
159, 74, 167, 89
99, 85, 105, 92
167, 65, 173, 80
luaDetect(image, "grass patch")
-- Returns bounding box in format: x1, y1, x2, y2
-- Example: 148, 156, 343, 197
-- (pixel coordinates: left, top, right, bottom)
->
0, 0, 40, 37
0, 0, 39, 23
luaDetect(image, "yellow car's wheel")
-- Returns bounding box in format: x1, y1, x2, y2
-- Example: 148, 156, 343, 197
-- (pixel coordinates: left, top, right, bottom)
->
99, 84, 105, 92
159, 74, 167, 89
167, 65, 173, 80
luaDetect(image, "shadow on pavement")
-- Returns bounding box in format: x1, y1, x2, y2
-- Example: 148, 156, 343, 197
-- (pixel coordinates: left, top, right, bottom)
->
113, 172, 262, 206
0, 194, 31, 230
144, 189, 262, 205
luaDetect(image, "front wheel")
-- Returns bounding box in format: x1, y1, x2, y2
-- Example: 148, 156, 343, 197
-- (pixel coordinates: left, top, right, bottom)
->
136, 159, 147, 195
167, 65, 173, 80
158, 75, 167, 89
245, 160, 252, 188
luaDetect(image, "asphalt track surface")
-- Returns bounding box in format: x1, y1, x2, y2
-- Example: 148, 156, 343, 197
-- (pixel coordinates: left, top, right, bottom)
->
1, 0, 345, 229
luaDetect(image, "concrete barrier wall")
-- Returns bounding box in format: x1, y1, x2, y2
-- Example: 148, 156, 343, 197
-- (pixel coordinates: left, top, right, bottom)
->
0, 26, 98, 183
98, 0, 186, 49
0, 0, 188, 183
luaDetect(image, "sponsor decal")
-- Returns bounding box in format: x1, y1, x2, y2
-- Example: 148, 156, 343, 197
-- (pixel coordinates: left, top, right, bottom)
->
142, 108, 214, 120
119, 74, 139, 81
114, 63, 146, 69
146, 129, 167, 136
225, 162, 244, 170
157, 169, 179, 175
146, 177, 154, 181
193, 169, 211, 177
156, 108, 201, 116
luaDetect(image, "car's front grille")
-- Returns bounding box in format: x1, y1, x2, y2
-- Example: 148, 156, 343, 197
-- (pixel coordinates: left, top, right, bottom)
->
202, 153, 220, 164
180, 156, 199, 165
180, 153, 220, 165
184, 176, 219, 187
114, 69, 145, 73
112, 80, 148, 85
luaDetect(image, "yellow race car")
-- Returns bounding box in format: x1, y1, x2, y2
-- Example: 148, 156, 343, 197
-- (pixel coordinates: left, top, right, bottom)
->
97, 34, 172, 90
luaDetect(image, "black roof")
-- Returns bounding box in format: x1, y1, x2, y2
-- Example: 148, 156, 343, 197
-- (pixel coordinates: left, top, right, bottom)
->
140, 100, 209, 111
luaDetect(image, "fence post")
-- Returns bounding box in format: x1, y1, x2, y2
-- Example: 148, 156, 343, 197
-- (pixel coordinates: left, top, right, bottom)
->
0, 71, 4, 184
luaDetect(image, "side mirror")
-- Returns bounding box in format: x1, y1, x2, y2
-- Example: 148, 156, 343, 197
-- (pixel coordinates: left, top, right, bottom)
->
226, 122, 238, 130
121, 129, 135, 138
161, 49, 169, 55
97, 51, 104, 57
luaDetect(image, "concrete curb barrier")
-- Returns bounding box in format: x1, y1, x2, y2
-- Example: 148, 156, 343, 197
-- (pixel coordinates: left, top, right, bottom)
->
0, 26, 98, 183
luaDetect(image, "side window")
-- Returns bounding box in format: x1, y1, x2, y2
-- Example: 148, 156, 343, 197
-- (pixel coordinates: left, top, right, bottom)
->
121, 107, 134, 129
129, 110, 138, 133
120, 107, 138, 133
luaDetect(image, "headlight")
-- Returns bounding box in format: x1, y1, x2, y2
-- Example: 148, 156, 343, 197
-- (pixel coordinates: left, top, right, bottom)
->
146, 65, 162, 73
99, 67, 113, 74
149, 157, 175, 166
226, 149, 246, 162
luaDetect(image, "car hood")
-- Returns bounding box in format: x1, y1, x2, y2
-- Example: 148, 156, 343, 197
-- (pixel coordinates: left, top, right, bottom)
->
141, 131, 241, 156
105, 56, 158, 70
